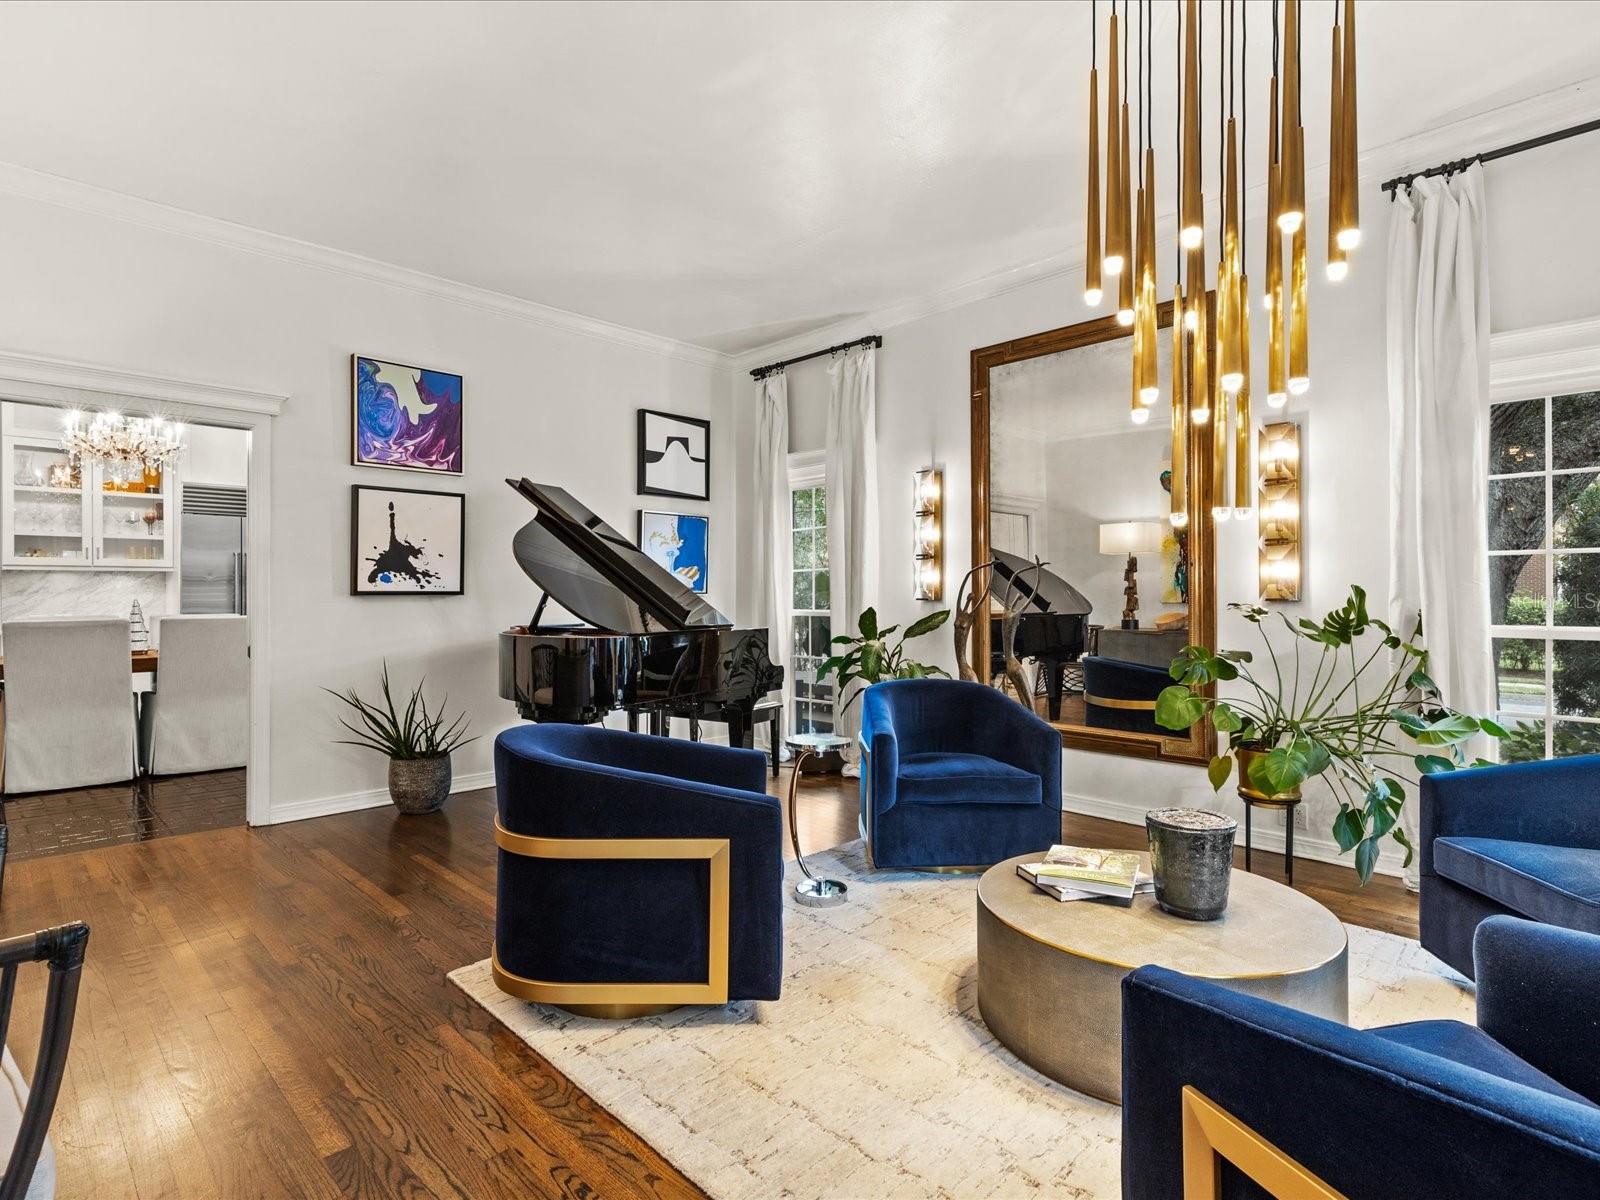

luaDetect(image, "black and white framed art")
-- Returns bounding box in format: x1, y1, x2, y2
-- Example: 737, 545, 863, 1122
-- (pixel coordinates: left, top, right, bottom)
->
350, 485, 465, 595
637, 408, 710, 500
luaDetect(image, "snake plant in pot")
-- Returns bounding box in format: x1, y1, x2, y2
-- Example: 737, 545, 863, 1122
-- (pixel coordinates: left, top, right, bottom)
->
1153, 586, 1504, 884
328, 664, 476, 814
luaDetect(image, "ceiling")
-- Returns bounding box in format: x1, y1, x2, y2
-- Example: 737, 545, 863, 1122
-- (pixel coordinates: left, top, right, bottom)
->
1, 1, 1596, 355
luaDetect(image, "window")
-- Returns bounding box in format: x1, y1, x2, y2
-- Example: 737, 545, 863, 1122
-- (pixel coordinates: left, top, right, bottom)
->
790, 474, 833, 735
1488, 391, 1600, 761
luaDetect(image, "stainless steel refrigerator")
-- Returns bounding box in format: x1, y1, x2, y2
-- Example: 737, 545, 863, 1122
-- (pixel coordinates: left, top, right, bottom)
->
180, 486, 247, 615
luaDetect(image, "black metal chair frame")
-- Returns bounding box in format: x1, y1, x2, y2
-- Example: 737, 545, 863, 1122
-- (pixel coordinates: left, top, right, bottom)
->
0, 921, 89, 1200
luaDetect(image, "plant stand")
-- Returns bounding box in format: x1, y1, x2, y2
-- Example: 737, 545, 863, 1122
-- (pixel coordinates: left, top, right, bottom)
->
1241, 794, 1302, 887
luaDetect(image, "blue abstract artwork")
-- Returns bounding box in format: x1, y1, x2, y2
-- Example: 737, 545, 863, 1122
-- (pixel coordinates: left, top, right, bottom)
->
353, 355, 463, 474
639, 510, 709, 594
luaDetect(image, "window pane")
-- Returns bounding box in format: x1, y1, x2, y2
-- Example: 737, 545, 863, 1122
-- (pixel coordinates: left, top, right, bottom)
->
1490, 554, 1545, 625
791, 487, 813, 530
1552, 392, 1600, 471
792, 528, 814, 570
1553, 639, 1600, 718
811, 486, 827, 528
1488, 478, 1545, 550
1555, 554, 1600, 626
791, 618, 810, 661
1493, 637, 1547, 716
809, 616, 831, 661
1554, 472, 1600, 550
792, 570, 812, 611
1552, 721, 1600, 758
814, 569, 831, 610
1490, 398, 1545, 474
814, 527, 830, 569
1497, 715, 1546, 763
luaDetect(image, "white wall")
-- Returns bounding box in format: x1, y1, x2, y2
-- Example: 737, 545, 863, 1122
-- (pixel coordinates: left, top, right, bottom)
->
0, 187, 732, 820
182, 423, 249, 487
736, 126, 1600, 877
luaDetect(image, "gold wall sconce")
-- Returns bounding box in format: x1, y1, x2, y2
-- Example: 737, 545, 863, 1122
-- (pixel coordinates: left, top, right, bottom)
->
913, 467, 943, 601
1258, 421, 1302, 602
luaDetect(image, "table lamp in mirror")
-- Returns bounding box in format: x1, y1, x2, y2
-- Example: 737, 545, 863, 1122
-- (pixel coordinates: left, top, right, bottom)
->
1098, 521, 1163, 629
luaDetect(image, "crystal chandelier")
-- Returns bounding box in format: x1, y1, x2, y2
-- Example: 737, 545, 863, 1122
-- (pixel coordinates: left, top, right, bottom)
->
62, 411, 184, 487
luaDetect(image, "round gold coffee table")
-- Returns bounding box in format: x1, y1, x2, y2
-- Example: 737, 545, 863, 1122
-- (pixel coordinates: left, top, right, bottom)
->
976, 851, 1348, 1103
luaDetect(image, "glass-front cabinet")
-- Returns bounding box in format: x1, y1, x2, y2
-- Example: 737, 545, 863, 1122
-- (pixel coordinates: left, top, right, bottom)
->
2, 435, 175, 570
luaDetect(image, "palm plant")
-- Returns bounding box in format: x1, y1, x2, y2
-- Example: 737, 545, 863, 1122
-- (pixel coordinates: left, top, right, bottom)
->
1154, 586, 1504, 883
818, 607, 951, 713
327, 663, 476, 760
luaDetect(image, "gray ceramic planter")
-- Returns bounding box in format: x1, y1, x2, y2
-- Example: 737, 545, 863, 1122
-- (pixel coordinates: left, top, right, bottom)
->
1146, 807, 1238, 921
388, 755, 452, 814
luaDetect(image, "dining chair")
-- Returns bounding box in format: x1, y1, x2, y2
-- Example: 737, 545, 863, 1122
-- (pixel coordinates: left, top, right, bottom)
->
1, 619, 137, 796
139, 615, 247, 776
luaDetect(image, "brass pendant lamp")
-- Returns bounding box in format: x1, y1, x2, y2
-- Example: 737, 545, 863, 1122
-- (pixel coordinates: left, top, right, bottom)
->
1104, 3, 1125, 281
1085, 3, 1103, 306
1285, 1, 1309, 395
1336, 0, 1360, 252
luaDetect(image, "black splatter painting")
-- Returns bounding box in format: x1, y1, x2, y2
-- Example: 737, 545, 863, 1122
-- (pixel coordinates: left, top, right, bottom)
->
366, 501, 441, 587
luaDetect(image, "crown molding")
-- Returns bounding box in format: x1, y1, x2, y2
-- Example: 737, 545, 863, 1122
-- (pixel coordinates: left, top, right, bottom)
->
1489, 315, 1600, 402
0, 347, 288, 416
733, 76, 1600, 371
0, 162, 731, 372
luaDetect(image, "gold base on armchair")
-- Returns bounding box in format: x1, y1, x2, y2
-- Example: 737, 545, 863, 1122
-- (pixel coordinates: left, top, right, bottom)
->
491, 822, 731, 1012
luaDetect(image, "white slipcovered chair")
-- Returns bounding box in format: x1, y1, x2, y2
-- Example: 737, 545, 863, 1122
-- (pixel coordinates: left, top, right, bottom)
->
2, 619, 136, 795
139, 615, 247, 776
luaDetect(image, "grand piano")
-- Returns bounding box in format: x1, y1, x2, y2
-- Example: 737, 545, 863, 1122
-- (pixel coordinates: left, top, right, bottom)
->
988, 550, 1093, 722
497, 479, 783, 747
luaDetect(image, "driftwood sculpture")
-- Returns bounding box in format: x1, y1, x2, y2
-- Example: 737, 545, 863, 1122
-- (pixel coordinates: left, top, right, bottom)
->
952, 560, 996, 682
995, 558, 1046, 707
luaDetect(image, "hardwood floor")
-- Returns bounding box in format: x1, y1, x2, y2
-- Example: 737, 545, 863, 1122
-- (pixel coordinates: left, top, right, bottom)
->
1, 768, 1417, 1199
2, 769, 245, 861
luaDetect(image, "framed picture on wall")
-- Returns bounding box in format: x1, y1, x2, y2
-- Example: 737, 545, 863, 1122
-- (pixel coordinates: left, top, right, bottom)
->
351, 354, 464, 474
637, 408, 710, 500
351, 485, 465, 595
638, 509, 709, 594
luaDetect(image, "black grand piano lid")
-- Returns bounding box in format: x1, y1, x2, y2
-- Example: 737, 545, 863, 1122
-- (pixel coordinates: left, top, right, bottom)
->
507, 479, 732, 634
991, 550, 1093, 616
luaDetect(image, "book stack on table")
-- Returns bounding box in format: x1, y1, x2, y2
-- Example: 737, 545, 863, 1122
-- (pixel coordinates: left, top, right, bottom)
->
1018, 845, 1154, 905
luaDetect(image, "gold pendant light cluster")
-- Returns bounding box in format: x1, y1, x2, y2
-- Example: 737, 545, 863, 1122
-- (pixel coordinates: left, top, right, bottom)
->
1079, 0, 1360, 530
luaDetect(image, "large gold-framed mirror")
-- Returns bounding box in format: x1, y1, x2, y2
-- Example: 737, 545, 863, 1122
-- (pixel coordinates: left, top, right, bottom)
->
970, 302, 1216, 766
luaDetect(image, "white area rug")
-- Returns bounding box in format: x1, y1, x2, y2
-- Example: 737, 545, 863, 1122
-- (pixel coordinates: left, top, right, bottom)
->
450, 841, 1473, 1200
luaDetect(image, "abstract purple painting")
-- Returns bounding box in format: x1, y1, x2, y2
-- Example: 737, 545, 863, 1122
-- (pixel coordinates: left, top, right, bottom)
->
352, 355, 463, 474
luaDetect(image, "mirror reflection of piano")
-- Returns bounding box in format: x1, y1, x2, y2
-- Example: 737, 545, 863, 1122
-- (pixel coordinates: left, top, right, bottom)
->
497, 479, 783, 745
987, 551, 1093, 722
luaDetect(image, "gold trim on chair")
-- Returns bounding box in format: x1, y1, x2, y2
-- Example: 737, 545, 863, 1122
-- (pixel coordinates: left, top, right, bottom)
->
1084, 693, 1159, 711
491, 822, 731, 1014
1182, 1086, 1348, 1200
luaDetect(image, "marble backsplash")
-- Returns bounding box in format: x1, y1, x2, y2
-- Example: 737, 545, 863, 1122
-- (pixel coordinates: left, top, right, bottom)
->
0, 569, 170, 648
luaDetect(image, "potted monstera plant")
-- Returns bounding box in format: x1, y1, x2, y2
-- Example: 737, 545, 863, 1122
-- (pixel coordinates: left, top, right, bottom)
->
819, 607, 951, 713
328, 664, 476, 814
1154, 586, 1504, 883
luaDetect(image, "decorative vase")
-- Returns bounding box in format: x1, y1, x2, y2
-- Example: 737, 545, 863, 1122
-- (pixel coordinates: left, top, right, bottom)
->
1235, 746, 1303, 804
388, 755, 452, 814
1145, 808, 1238, 921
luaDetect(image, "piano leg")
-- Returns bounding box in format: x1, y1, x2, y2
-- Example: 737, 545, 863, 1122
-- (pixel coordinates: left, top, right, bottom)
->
1045, 659, 1065, 723
649, 708, 668, 737
689, 715, 702, 742
724, 705, 752, 750
627, 710, 639, 734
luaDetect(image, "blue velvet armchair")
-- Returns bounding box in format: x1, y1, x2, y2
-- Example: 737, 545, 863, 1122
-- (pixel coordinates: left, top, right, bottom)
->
1081, 655, 1169, 735
1420, 754, 1600, 979
493, 723, 783, 1014
859, 678, 1062, 869
1122, 916, 1600, 1198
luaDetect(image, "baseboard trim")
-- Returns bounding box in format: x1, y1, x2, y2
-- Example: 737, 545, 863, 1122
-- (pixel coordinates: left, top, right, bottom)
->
1062, 790, 1404, 880
266, 768, 496, 826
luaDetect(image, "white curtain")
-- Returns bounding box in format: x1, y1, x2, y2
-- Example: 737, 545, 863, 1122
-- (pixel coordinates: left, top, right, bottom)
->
826, 346, 880, 760
1386, 164, 1494, 889
752, 372, 792, 749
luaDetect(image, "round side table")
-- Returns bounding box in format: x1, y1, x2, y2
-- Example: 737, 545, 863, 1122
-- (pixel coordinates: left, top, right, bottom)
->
785, 735, 849, 908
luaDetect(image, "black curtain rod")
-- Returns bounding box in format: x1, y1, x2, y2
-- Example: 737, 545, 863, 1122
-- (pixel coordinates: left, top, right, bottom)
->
750, 334, 882, 380
1381, 116, 1600, 198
